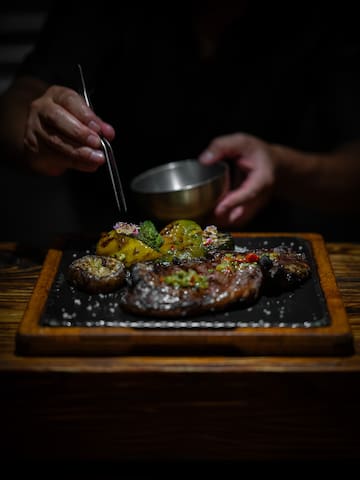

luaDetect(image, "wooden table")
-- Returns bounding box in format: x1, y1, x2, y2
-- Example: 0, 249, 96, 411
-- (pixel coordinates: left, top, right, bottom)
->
1, 241, 360, 463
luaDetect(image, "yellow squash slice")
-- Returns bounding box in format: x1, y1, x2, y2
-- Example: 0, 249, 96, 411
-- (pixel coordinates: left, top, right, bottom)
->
96, 230, 161, 267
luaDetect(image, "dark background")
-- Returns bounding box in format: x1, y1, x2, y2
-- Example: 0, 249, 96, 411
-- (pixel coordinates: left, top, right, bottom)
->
0, 1, 50, 93
0, 3, 359, 246
0, 1, 78, 246
1, 4, 359, 475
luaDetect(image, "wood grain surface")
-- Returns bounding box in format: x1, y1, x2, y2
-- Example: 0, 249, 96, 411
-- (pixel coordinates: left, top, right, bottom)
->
1, 239, 360, 462
14, 233, 353, 356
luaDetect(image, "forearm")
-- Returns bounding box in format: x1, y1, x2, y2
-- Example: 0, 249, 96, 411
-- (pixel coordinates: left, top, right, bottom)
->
0, 76, 48, 166
271, 142, 360, 213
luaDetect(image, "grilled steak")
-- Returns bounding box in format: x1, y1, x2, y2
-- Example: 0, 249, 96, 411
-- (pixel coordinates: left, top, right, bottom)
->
120, 251, 264, 317
120, 246, 312, 318
255, 246, 312, 293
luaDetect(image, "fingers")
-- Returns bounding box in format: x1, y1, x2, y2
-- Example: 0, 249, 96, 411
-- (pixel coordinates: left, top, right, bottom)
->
24, 111, 106, 169
199, 133, 253, 164
24, 85, 116, 173
214, 182, 257, 227
48, 85, 115, 140
206, 202, 259, 229
215, 183, 274, 227
24, 142, 106, 176
198, 132, 277, 228
29, 87, 104, 149
24, 131, 106, 173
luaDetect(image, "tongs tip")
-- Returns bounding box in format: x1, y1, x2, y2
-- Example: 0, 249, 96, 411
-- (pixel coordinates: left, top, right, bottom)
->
77, 64, 127, 215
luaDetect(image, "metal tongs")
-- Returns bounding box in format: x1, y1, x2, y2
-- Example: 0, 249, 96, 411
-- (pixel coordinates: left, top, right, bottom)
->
77, 64, 127, 214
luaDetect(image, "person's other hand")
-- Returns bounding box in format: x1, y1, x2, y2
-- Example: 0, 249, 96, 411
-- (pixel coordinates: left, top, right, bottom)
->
199, 133, 276, 228
24, 85, 115, 175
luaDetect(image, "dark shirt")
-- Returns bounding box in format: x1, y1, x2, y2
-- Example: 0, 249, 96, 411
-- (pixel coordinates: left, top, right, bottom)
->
16, 2, 360, 240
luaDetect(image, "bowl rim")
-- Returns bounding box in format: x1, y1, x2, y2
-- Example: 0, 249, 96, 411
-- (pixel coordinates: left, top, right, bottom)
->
130, 159, 228, 194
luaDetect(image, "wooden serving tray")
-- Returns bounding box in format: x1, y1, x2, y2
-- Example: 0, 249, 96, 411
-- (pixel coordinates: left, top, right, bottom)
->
16, 232, 353, 356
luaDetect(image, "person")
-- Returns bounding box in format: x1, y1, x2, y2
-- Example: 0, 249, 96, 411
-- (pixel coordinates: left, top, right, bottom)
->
0, 1, 359, 245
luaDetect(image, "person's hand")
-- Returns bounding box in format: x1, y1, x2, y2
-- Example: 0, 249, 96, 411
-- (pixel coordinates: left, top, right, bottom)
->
199, 133, 276, 228
23, 85, 115, 176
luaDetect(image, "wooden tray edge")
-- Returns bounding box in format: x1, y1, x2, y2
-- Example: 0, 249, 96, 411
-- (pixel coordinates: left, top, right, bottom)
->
15, 232, 354, 357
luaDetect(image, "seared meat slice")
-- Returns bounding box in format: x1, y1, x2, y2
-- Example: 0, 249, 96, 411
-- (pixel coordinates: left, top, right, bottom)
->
256, 246, 311, 293
120, 252, 263, 318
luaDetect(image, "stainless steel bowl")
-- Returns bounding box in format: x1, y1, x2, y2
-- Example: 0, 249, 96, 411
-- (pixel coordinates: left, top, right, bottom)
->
130, 159, 228, 221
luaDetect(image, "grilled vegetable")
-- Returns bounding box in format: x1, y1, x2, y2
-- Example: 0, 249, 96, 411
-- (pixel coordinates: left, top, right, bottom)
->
137, 220, 164, 250
202, 225, 235, 253
159, 219, 206, 260
95, 219, 235, 267
95, 230, 124, 258
96, 230, 161, 267
67, 254, 126, 294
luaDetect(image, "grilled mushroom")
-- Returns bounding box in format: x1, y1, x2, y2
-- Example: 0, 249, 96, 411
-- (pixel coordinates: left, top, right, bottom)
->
67, 254, 126, 294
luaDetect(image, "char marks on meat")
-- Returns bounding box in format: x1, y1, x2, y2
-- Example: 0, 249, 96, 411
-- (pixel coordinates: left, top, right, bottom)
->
120, 252, 264, 318
256, 246, 312, 293
120, 246, 312, 318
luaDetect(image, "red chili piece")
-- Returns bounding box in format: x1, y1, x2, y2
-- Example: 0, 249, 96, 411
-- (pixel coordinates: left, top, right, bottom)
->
245, 252, 260, 263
